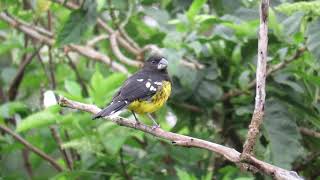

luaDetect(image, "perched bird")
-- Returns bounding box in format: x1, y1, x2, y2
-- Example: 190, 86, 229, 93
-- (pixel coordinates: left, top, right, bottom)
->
92, 55, 171, 127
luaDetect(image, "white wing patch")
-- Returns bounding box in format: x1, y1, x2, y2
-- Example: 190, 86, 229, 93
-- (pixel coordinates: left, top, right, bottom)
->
150, 86, 157, 91
154, 81, 162, 86
137, 79, 144, 82
145, 82, 151, 88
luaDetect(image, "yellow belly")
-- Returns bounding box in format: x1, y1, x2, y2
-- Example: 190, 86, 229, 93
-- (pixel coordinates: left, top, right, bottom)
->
128, 81, 171, 114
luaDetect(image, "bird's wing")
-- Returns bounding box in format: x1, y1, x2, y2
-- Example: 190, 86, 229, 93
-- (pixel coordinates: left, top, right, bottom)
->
115, 72, 162, 102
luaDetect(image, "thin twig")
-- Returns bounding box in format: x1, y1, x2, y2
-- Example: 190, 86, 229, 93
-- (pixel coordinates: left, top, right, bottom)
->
97, 18, 141, 56
0, 12, 54, 45
66, 53, 89, 96
119, 148, 131, 179
0, 125, 63, 172
8, 44, 44, 101
86, 34, 109, 47
241, 0, 269, 157
299, 127, 320, 139
67, 45, 129, 74
110, 32, 143, 67
0, 83, 6, 103
47, 10, 56, 90
117, 0, 140, 50
51, 0, 205, 69
222, 47, 306, 100
97, 1, 140, 56
22, 148, 33, 178
58, 96, 303, 180
50, 126, 73, 170
293, 151, 320, 171
36, 52, 52, 83
0, 12, 129, 74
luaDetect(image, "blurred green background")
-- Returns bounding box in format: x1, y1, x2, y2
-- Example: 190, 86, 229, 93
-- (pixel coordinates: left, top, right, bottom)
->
0, 0, 320, 179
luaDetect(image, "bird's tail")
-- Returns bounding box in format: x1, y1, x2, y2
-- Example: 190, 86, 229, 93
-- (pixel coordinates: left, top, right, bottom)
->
92, 101, 127, 120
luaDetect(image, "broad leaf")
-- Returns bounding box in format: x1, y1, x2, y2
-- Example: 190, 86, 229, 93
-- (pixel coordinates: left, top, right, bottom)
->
56, 0, 97, 46
16, 105, 61, 132
263, 100, 303, 169
306, 19, 320, 61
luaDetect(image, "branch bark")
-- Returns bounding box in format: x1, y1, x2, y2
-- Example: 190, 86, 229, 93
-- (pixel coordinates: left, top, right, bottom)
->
0, 12, 129, 74
66, 53, 89, 96
50, 126, 73, 170
58, 96, 303, 180
110, 32, 143, 67
22, 148, 33, 178
242, 0, 269, 156
8, 44, 44, 101
51, 0, 205, 69
299, 127, 320, 139
67, 45, 129, 74
0, 125, 63, 172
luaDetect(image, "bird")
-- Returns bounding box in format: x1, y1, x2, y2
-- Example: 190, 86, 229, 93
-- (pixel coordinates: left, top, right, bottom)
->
92, 55, 171, 128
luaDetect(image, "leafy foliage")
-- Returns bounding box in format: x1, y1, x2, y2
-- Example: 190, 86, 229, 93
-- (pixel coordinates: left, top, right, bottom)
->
1, 0, 320, 179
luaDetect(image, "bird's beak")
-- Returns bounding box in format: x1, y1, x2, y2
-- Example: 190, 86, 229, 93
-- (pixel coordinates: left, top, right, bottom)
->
157, 58, 168, 70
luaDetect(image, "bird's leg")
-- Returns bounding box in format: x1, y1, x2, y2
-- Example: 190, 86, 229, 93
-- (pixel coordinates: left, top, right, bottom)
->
148, 114, 160, 130
131, 111, 140, 124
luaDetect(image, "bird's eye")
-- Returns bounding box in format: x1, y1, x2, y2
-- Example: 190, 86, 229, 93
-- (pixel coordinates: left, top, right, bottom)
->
151, 60, 156, 64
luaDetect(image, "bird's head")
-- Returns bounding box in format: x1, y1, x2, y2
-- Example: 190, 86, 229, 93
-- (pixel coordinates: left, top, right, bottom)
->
143, 55, 168, 72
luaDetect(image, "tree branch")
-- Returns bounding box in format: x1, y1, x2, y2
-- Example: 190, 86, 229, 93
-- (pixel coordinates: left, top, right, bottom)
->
58, 96, 303, 180
241, 0, 269, 156
299, 127, 320, 139
66, 53, 89, 96
110, 32, 143, 67
222, 45, 306, 101
0, 125, 64, 172
50, 126, 73, 170
51, 0, 205, 69
8, 44, 44, 101
22, 148, 33, 178
119, 148, 131, 180
0, 12, 54, 45
66, 45, 129, 74
0, 82, 6, 103
86, 34, 109, 47
0, 12, 129, 74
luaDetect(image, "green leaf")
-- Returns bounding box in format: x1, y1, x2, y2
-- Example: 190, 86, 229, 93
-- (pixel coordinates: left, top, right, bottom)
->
274, 73, 304, 93
281, 12, 304, 37
0, 102, 30, 119
306, 19, 320, 60
62, 136, 102, 154
275, 1, 320, 16
196, 80, 223, 105
175, 167, 197, 180
56, 1, 97, 46
89, 70, 126, 106
64, 80, 82, 98
98, 123, 132, 155
269, 8, 283, 40
16, 106, 61, 132
263, 100, 303, 169
238, 70, 250, 90
186, 0, 208, 20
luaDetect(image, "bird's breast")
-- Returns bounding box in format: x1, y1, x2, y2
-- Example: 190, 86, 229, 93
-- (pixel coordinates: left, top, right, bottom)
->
128, 81, 171, 114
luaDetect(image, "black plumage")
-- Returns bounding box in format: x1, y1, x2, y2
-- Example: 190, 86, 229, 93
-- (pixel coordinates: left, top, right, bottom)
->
92, 55, 171, 120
